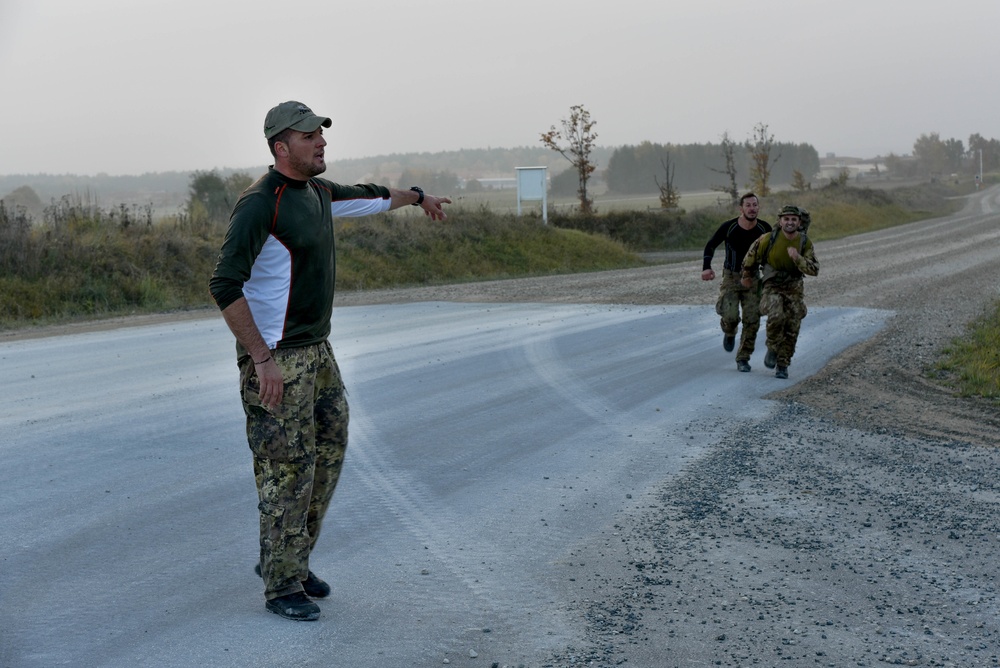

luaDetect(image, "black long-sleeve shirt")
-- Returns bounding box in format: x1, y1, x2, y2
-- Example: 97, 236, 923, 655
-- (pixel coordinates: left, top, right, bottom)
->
702, 217, 772, 272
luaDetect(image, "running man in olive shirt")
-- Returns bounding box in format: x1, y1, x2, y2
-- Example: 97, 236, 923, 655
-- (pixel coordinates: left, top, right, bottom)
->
741, 205, 819, 379
702, 193, 771, 372
209, 101, 451, 621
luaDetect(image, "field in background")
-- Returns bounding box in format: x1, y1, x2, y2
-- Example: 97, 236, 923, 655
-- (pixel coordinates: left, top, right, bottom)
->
449, 185, 724, 216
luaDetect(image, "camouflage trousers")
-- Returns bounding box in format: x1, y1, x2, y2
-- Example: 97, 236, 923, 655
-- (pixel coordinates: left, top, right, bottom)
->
238, 340, 349, 601
759, 279, 808, 368
716, 270, 763, 362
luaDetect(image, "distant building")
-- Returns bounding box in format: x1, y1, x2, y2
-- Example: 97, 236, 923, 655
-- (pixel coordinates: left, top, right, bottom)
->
818, 155, 888, 181
473, 177, 517, 190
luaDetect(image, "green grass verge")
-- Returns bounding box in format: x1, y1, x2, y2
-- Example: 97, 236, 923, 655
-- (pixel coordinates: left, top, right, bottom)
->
933, 301, 1000, 402
335, 211, 642, 291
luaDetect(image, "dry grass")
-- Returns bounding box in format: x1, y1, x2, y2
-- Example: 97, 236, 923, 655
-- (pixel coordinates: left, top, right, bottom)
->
0, 180, 971, 330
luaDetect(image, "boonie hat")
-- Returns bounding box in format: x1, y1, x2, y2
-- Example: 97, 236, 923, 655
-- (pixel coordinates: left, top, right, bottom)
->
263, 101, 332, 139
777, 205, 801, 218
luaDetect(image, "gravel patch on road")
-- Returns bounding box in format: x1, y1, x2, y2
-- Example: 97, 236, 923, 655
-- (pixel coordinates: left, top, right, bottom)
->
551, 404, 1000, 667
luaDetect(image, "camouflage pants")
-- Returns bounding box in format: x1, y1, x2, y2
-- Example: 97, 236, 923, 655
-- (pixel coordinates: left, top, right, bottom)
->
759, 280, 808, 368
716, 270, 762, 362
238, 341, 349, 601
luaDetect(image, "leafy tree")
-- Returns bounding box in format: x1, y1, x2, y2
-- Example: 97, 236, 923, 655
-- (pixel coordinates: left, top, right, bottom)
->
1, 185, 44, 220
745, 122, 779, 196
710, 132, 740, 207
605, 140, 817, 195
186, 170, 252, 227
912, 133, 950, 176
605, 145, 639, 193
943, 138, 965, 173
540, 104, 598, 214
968, 133, 1000, 173
791, 170, 811, 191
549, 166, 580, 197
0, 199, 33, 273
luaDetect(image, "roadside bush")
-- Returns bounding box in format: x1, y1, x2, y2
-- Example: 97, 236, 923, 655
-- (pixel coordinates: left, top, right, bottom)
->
0, 201, 34, 274
0, 197, 220, 328
549, 207, 725, 251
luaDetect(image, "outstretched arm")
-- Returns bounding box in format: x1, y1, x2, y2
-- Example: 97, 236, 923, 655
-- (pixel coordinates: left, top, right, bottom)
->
387, 187, 453, 221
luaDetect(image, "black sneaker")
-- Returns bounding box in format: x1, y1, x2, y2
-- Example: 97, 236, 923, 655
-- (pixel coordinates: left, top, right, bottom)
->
302, 571, 331, 599
265, 592, 320, 621
255, 563, 331, 599
775, 366, 789, 379
736, 360, 751, 373
723, 334, 735, 352
764, 349, 777, 369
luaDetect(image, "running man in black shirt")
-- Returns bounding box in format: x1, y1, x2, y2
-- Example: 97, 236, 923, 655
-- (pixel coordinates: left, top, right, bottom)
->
701, 193, 771, 372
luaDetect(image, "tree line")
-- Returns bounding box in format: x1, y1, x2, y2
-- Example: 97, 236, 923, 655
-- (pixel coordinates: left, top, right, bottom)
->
4, 128, 998, 222
537, 106, 816, 212
885, 132, 1000, 180
603, 139, 820, 195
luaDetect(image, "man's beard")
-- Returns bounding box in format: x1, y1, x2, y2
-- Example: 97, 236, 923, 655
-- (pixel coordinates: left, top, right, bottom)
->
289, 153, 326, 178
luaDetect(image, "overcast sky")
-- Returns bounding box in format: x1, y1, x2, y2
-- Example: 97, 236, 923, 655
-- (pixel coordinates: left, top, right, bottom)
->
1, 0, 996, 176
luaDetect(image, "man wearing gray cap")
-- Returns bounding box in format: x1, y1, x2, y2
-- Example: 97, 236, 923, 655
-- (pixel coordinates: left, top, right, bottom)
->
210, 100, 451, 621
740, 205, 819, 379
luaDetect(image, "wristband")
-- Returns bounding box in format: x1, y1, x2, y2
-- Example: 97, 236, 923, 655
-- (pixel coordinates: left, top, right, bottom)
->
254, 356, 271, 365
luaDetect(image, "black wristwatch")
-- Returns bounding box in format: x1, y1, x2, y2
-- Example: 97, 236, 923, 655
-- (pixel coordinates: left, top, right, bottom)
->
410, 186, 424, 206
409, 186, 424, 206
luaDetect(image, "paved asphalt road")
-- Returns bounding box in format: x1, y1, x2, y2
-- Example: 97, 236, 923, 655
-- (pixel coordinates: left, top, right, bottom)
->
0, 302, 889, 667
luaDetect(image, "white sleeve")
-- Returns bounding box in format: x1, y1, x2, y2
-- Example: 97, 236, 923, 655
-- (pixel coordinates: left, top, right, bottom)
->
330, 197, 392, 218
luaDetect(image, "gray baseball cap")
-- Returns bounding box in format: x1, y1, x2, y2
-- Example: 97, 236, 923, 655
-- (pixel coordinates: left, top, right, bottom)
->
263, 101, 332, 139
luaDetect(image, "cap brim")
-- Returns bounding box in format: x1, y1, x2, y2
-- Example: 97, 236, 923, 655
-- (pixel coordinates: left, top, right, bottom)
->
288, 116, 332, 133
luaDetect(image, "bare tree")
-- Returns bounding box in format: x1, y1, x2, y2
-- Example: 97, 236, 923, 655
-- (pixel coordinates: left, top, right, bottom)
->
654, 152, 681, 209
709, 131, 740, 207
745, 122, 779, 196
540, 104, 598, 214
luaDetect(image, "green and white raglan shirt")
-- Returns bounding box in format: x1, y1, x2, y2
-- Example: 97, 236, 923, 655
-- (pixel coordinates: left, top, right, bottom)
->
209, 167, 391, 353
